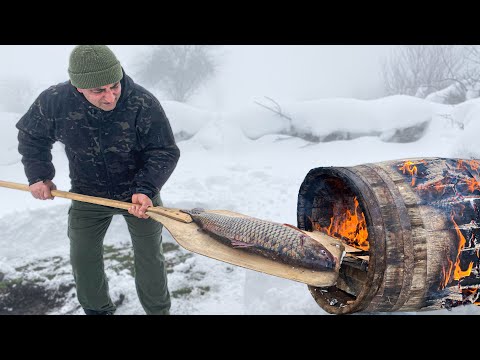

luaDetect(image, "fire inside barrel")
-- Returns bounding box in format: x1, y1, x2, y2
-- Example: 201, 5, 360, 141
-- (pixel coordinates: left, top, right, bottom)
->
315, 196, 369, 251
297, 157, 480, 314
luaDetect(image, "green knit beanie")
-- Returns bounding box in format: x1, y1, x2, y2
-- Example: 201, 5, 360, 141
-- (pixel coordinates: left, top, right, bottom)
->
68, 45, 123, 89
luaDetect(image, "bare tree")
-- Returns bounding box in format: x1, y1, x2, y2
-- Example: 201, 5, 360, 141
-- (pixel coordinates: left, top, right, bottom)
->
135, 45, 220, 102
459, 45, 480, 99
254, 96, 293, 128
382, 45, 467, 103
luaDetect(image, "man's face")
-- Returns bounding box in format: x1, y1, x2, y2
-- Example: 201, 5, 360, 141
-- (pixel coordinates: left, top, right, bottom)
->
77, 81, 122, 111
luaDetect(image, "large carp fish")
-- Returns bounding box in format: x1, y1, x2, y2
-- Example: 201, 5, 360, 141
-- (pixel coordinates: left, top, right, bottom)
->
181, 208, 337, 271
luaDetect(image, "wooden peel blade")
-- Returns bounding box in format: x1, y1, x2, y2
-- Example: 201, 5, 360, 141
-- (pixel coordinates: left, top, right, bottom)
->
0, 180, 344, 287
148, 209, 345, 287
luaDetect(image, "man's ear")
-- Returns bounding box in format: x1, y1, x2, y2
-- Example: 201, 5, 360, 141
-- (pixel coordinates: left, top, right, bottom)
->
76, 88, 85, 94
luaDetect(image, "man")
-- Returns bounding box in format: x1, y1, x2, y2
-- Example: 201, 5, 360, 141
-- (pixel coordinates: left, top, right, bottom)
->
16, 45, 180, 315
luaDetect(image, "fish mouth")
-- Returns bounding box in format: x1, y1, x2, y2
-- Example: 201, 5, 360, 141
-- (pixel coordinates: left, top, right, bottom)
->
324, 258, 336, 270
324, 254, 339, 269
303, 255, 336, 271
315, 257, 335, 270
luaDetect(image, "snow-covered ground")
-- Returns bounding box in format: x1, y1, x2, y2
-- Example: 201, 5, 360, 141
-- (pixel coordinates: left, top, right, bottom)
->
1, 95, 480, 315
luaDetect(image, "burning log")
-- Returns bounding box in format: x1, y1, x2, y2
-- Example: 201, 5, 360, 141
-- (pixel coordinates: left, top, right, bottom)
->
336, 264, 367, 297
297, 157, 480, 314
341, 254, 368, 271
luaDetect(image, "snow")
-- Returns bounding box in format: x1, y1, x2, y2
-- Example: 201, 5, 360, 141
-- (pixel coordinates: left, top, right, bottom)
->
1, 92, 479, 315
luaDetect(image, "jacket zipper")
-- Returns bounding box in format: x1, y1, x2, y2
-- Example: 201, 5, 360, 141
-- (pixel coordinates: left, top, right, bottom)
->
98, 113, 113, 198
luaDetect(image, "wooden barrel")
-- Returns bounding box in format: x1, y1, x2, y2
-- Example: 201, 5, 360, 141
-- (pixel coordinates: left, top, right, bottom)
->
297, 157, 480, 314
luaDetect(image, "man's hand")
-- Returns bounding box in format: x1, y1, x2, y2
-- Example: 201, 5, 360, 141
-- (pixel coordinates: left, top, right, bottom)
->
29, 180, 57, 200
129, 193, 152, 219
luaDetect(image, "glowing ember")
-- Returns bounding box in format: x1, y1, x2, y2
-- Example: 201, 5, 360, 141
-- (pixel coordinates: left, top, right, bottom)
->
461, 288, 479, 305
465, 178, 480, 193
316, 197, 369, 251
457, 160, 480, 171
416, 177, 451, 194
471, 289, 480, 305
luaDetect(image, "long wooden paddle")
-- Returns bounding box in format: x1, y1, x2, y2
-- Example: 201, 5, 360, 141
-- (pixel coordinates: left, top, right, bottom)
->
0, 180, 192, 223
0, 180, 344, 287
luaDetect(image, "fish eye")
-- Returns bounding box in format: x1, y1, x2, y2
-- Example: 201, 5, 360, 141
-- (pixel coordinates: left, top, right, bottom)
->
320, 250, 326, 255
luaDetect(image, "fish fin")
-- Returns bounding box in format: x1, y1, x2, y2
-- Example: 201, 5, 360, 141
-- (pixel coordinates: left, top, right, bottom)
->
231, 239, 255, 248
180, 208, 205, 216
283, 223, 307, 234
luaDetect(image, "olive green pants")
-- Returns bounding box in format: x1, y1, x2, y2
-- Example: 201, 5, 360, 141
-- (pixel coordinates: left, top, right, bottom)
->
67, 194, 170, 315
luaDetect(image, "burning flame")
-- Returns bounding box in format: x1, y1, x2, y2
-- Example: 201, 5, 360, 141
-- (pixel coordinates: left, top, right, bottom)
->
442, 259, 454, 289
318, 197, 369, 251
441, 215, 475, 288
414, 160, 480, 195
456, 160, 480, 192
398, 160, 427, 187
399, 161, 418, 186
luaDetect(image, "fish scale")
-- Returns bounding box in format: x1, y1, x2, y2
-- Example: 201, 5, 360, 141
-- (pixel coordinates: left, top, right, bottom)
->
181, 209, 336, 271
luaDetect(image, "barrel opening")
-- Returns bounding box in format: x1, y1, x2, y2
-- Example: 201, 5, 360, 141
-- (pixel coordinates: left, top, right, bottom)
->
298, 168, 375, 314
308, 175, 370, 251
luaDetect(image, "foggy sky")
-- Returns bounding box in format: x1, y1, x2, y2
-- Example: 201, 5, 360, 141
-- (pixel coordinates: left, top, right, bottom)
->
200, 45, 392, 110
0, 45, 393, 112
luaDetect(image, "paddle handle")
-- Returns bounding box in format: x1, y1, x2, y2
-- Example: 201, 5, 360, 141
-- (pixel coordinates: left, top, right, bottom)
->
0, 180, 192, 223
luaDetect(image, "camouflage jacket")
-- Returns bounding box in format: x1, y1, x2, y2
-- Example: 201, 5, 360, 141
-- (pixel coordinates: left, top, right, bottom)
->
16, 71, 180, 201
